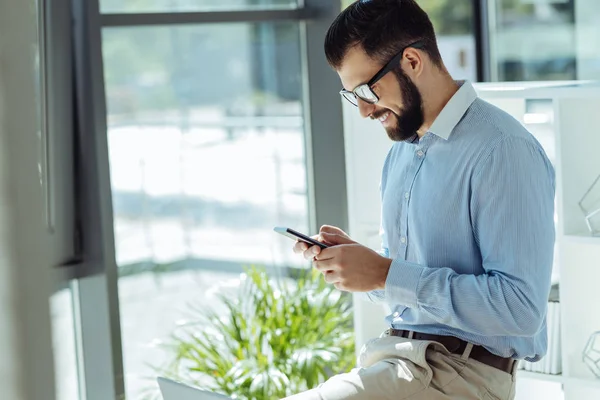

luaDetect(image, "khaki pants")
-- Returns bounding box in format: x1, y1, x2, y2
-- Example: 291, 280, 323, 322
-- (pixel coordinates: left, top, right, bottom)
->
284, 334, 517, 400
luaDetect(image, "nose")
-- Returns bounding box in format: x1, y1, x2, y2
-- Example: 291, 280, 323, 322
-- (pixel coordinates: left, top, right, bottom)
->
357, 98, 375, 119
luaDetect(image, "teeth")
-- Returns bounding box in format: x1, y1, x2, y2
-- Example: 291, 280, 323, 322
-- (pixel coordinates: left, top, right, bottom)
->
378, 112, 390, 122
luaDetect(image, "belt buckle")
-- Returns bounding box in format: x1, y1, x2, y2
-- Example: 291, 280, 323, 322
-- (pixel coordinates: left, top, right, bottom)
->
445, 337, 462, 353
383, 328, 404, 338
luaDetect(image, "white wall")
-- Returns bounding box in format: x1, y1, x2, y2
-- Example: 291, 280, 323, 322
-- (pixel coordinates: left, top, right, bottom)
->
0, 1, 57, 399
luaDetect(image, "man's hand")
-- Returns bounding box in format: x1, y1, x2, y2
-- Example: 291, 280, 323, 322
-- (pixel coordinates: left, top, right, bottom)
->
313, 244, 391, 292
292, 225, 355, 257
292, 225, 391, 292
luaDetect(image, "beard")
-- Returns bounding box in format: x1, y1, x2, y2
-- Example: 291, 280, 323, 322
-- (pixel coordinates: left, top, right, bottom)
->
372, 68, 424, 142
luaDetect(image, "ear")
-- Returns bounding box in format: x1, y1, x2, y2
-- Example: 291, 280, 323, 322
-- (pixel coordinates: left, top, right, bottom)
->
402, 47, 424, 78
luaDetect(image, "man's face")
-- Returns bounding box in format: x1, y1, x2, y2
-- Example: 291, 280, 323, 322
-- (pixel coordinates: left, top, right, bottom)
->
337, 46, 424, 141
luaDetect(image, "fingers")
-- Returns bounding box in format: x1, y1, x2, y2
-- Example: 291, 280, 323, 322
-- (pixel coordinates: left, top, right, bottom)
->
322, 270, 340, 284
321, 269, 347, 292
312, 255, 334, 272
304, 245, 321, 261
293, 240, 323, 261
292, 229, 342, 261
293, 232, 324, 253
292, 240, 308, 254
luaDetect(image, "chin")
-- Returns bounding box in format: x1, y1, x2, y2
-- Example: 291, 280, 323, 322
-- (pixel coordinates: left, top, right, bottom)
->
386, 128, 414, 142
384, 122, 404, 141
382, 112, 416, 142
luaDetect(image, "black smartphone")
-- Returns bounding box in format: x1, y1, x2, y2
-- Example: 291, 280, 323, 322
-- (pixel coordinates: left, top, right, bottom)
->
273, 226, 329, 249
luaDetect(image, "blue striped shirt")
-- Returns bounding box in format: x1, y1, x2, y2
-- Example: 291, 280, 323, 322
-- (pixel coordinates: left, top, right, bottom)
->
367, 81, 555, 361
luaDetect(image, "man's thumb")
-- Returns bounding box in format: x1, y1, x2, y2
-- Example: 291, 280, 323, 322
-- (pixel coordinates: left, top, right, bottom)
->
319, 224, 346, 236
320, 231, 354, 245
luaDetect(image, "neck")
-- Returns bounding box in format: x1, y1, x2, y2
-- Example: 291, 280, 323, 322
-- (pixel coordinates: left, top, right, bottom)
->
416, 74, 459, 137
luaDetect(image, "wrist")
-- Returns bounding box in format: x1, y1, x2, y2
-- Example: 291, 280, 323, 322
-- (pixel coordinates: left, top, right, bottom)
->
377, 257, 392, 290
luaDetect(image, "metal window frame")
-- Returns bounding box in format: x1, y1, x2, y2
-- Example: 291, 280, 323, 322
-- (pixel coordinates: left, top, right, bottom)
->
71, 0, 126, 398
300, 0, 347, 234
69, 1, 348, 399
473, 0, 492, 82
101, 8, 317, 26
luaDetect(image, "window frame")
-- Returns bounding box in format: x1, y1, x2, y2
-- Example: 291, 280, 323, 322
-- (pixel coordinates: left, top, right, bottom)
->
67, 1, 347, 399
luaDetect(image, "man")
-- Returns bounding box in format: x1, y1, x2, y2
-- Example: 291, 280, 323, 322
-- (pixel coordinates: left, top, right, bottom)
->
286, 0, 556, 399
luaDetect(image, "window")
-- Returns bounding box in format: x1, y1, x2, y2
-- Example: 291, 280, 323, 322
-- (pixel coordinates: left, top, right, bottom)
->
487, 0, 576, 81
64, 1, 346, 398
103, 20, 310, 400
103, 23, 308, 269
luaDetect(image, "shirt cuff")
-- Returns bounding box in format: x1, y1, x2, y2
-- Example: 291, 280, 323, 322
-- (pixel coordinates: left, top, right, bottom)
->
384, 258, 424, 309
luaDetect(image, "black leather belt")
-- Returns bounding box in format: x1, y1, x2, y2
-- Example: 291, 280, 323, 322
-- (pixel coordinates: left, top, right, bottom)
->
386, 329, 516, 374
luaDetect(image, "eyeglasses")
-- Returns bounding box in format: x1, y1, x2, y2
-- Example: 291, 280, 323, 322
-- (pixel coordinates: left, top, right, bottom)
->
340, 41, 425, 107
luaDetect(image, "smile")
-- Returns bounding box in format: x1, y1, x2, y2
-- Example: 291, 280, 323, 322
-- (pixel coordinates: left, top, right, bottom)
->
378, 112, 391, 123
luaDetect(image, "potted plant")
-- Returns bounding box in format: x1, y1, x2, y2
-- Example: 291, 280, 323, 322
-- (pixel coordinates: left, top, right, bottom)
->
155, 266, 355, 400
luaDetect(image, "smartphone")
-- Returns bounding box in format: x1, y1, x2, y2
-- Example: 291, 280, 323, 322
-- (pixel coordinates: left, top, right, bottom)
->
273, 226, 329, 249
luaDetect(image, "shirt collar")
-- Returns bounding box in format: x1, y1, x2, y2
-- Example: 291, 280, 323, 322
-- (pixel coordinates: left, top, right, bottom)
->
428, 80, 478, 141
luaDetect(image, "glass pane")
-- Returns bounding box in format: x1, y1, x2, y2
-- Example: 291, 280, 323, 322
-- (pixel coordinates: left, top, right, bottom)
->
50, 287, 80, 400
489, 0, 576, 81
575, 1, 600, 80
418, 0, 476, 81
100, 0, 298, 13
102, 22, 308, 399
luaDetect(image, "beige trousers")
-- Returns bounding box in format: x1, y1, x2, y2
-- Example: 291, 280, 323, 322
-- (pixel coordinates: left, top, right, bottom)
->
284, 335, 517, 400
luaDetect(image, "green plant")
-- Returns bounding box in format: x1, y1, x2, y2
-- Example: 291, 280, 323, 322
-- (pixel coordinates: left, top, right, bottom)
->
158, 266, 355, 400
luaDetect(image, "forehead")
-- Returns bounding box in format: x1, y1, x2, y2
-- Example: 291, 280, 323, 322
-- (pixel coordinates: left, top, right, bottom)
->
337, 45, 383, 91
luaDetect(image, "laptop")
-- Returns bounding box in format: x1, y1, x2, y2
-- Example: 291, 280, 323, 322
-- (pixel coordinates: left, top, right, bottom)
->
157, 377, 233, 400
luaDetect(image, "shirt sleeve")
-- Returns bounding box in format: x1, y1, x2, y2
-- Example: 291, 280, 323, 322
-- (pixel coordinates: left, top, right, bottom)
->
365, 149, 392, 304
383, 136, 556, 336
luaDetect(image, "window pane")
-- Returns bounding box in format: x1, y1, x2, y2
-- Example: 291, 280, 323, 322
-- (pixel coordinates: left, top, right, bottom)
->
418, 0, 476, 81
50, 287, 80, 400
100, 0, 298, 14
488, 0, 576, 81
102, 22, 308, 399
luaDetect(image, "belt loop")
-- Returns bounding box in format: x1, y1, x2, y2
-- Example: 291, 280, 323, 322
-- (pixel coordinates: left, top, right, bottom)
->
510, 360, 519, 376
407, 331, 414, 339
461, 342, 474, 361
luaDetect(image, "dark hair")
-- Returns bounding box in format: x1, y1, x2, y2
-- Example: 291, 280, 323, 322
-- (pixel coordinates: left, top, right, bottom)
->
324, 0, 443, 69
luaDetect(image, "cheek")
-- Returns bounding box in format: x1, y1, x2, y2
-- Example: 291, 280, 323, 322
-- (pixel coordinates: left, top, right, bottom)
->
376, 79, 404, 112
375, 90, 402, 115
378, 103, 401, 116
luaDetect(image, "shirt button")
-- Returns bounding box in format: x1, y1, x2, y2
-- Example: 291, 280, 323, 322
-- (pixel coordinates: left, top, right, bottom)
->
417, 150, 424, 157
400, 237, 406, 244
404, 192, 410, 199
393, 311, 400, 318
